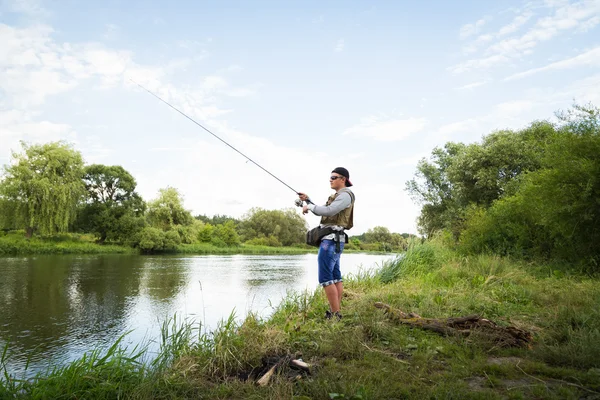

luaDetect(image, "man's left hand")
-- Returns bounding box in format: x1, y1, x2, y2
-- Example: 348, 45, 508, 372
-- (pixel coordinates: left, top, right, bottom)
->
302, 205, 309, 215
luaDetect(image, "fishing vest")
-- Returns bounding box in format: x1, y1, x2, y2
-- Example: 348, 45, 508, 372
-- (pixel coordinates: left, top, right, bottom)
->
320, 189, 355, 230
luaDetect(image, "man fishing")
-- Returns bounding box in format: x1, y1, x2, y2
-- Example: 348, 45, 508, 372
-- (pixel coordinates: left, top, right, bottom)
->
298, 167, 355, 320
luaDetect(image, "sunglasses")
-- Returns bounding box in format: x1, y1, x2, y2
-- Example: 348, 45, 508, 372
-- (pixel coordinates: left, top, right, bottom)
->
330, 176, 344, 181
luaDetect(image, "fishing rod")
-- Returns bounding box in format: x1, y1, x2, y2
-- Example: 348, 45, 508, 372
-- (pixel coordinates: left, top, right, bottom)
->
129, 79, 313, 206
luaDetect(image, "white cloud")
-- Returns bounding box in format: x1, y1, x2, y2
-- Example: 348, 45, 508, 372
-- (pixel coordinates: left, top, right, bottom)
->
498, 12, 533, 36
437, 118, 481, 136
2, 0, 47, 16
577, 15, 600, 31
459, 18, 488, 39
449, 54, 509, 74
456, 80, 490, 90
386, 152, 430, 167
334, 38, 345, 52
0, 109, 76, 154
450, 0, 600, 73
504, 46, 600, 80
343, 115, 428, 142
494, 100, 534, 115
201, 75, 228, 91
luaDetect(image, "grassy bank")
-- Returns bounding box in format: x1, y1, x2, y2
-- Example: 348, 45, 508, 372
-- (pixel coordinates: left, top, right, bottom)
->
0, 232, 380, 256
0, 232, 134, 255
2, 240, 599, 399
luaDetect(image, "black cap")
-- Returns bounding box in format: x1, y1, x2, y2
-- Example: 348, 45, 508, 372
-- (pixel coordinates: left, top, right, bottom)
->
331, 167, 353, 187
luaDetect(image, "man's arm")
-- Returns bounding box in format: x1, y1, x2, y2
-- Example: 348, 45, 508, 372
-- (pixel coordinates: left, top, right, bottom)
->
308, 192, 352, 216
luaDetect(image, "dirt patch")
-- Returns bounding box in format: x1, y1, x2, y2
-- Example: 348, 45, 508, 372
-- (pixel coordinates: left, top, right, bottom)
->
501, 378, 534, 389
465, 376, 487, 391
487, 356, 523, 366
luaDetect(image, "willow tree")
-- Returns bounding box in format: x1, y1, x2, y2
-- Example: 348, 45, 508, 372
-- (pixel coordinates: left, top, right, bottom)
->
0, 141, 86, 237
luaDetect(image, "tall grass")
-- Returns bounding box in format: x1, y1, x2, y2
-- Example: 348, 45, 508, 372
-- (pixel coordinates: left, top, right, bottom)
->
0, 317, 200, 399
378, 238, 452, 283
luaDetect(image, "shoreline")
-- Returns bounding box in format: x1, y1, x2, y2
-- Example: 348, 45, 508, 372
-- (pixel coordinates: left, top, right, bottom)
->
2, 240, 598, 398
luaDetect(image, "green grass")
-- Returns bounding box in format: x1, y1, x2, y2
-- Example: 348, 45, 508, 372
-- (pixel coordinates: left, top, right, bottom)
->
2, 240, 599, 399
176, 242, 315, 255
0, 232, 134, 255
0, 231, 391, 256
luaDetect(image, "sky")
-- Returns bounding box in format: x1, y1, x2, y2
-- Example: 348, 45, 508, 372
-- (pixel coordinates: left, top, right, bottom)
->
1, 0, 599, 235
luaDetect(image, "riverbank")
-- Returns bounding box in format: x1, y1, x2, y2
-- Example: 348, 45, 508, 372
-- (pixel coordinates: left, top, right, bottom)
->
2, 240, 599, 399
0, 232, 389, 256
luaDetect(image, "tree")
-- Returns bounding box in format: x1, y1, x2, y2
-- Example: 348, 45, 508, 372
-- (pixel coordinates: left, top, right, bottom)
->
76, 164, 146, 243
195, 213, 240, 226
456, 103, 600, 267
0, 141, 86, 237
146, 187, 194, 231
405, 142, 465, 237
406, 122, 554, 238
239, 208, 307, 246
364, 226, 393, 244
212, 220, 241, 247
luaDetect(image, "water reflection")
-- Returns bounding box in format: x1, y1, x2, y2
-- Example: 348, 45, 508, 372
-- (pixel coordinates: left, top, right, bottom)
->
0, 253, 397, 378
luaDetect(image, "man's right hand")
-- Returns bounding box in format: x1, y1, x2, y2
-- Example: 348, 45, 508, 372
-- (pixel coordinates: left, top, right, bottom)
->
298, 192, 309, 202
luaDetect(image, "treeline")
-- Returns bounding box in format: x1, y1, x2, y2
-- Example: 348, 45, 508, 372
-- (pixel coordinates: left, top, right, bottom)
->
407, 103, 599, 268
0, 142, 409, 253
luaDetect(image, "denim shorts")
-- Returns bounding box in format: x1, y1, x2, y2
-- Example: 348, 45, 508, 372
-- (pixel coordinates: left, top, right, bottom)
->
318, 239, 345, 287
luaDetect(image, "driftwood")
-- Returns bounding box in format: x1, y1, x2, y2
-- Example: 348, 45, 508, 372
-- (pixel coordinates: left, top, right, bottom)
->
256, 356, 311, 386
374, 302, 532, 348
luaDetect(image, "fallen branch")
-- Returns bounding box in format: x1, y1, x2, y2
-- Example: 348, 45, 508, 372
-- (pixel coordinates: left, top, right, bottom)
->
374, 302, 532, 348
256, 356, 311, 386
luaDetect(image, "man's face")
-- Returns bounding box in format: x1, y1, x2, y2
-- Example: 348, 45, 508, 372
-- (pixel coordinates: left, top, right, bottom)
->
330, 173, 346, 190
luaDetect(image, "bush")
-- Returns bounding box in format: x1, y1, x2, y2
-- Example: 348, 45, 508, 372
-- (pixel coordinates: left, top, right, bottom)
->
244, 235, 282, 247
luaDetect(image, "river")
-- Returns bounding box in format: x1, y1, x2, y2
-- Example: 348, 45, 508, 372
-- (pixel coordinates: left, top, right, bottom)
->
0, 252, 397, 379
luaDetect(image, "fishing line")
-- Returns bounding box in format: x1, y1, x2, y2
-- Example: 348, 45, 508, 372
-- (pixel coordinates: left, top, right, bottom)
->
130, 79, 310, 202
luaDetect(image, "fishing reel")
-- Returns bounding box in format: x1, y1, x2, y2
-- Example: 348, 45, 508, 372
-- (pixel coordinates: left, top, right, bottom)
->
294, 196, 313, 207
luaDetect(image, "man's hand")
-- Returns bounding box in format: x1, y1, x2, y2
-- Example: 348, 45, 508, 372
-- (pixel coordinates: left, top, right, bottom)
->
298, 192, 309, 202
302, 205, 309, 215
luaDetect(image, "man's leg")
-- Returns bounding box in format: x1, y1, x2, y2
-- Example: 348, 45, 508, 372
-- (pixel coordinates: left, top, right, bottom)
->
334, 281, 343, 309
332, 241, 345, 311
323, 283, 340, 312
318, 240, 340, 314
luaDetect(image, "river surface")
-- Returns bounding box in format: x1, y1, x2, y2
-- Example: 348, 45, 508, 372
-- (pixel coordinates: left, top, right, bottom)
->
0, 252, 397, 379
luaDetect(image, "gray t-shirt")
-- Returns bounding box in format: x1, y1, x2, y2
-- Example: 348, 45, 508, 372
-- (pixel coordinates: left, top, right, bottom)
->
308, 189, 353, 241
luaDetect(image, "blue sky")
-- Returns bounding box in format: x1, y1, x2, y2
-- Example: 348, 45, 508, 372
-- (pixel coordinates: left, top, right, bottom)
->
1, 0, 599, 235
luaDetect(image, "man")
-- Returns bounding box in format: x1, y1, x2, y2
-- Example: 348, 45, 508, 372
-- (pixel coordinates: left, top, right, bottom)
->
298, 167, 355, 320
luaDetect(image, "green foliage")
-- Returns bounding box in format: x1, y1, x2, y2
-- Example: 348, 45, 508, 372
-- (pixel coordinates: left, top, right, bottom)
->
197, 223, 214, 242
407, 123, 552, 237
363, 226, 407, 251
212, 220, 240, 247
195, 213, 240, 226
378, 238, 452, 283
0, 231, 132, 255
239, 207, 307, 246
147, 187, 194, 231
244, 235, 282, 247
76, 164, 146, 243
409, 103, 600, 268
0, 141, 86, 236
176, 220, 204, 244
458, 104, 600, 266
136, 226, 181, 253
